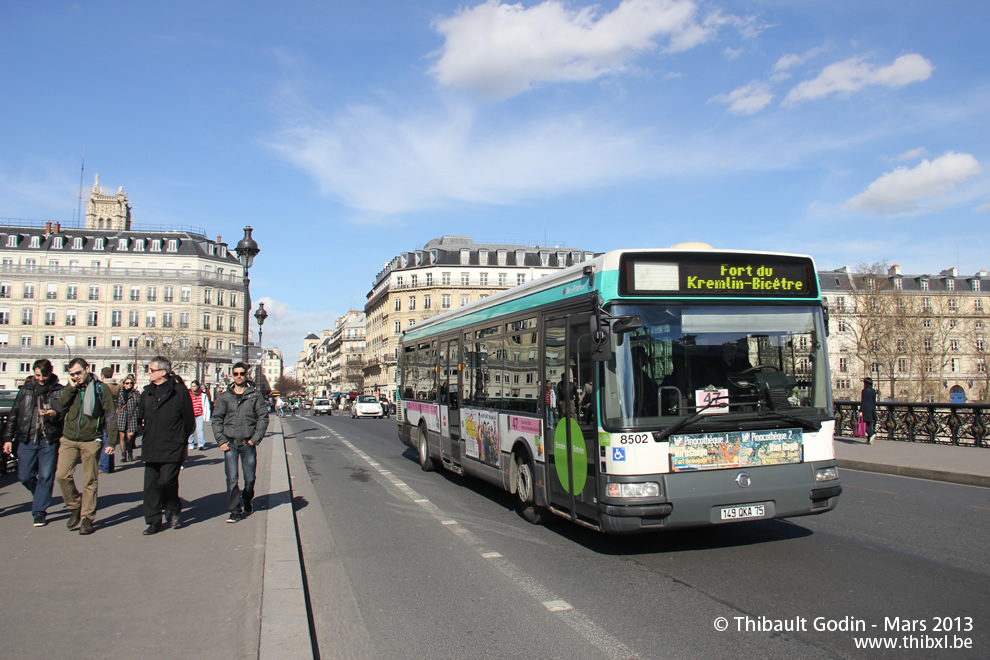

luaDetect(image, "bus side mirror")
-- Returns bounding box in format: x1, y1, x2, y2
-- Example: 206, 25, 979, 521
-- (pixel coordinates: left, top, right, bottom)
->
613, 315, 643, 334
590, 313, 613, 362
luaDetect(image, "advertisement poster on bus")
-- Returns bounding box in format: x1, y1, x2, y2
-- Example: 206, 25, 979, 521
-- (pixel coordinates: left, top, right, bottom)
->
506, 415, 543, 460
462, 409, 499, 464
669, 428, 802, 472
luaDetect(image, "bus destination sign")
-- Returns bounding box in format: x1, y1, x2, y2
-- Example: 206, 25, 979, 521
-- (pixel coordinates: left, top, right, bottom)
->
622, 253, 818, 298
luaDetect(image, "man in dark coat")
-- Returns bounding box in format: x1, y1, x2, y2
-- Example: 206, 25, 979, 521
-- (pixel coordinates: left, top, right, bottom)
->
138, 356, 195, 535
2, 359, 65, 527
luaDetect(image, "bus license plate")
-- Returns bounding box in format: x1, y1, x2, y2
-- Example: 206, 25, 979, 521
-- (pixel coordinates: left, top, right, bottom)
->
720, 504, 765, 520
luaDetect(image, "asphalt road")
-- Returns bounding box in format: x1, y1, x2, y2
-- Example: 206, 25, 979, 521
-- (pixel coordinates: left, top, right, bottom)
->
285, 413, 990, 659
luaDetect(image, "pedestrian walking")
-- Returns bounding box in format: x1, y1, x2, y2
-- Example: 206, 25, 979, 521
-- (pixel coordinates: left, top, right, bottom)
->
212, 362, 269, 523
187, 380, 211, 451
1, 359, 65, 527
116, 374, 140, 462
860, 377, 878, 444
138, 356, 195, 535
98, 367, 121, 474
54, 357, 119, 536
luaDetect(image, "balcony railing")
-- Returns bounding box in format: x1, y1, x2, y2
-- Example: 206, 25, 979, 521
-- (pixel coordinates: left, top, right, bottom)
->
834, 400, 989, 447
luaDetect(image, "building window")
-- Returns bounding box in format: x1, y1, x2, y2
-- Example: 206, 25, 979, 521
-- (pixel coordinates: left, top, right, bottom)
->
203, 313, 211, 330
924, 338, 933, 353
6, 236, 17, 248
950, 339, 959, 351
163, 311, 173, 328
0, 283, 9, 298
46, 283, 57, 299
204, 289, 212, 305
424, 295, 431, 310
22, 308, 32, 325
898, 358, 907, 373
976, 299, 984, 313
230, 292, 237, 308
129, 310, 139, 327
517, 273, 526, 285
112, 285, 123, 301
951, 358, 960, 372
118, 238, 128, 250
920, 279, 929, 291
0, 311, 8, 325
411, 274, 418, 287
44, 335, 55, 347
408, 296, 416, 311
460, 295, 470, 306
87, 336, 97, 348
66, 284, 77, 300
979, 358, 986, 373
45, 309, 56, 326
180, 312, 190, 329
217, 290, 224, 306
441, 294, 451, 309
151, 239, 162, 252
216, 313, 223, 331
167, 239, 178, 252
88, 285, 99, 301
30, 236, 40, 248
21, 335, 31, 346
837, 320, 848, 332
442, 272, 451, 286
977, 337, 985, 352
164, 286, 174, 303
147, 286, 157, 302
949, 298, 957, 312
480, 273, 488, 286
394, 320, 401, 334
87, 311, 98, 326
72, 237, 83, 250
922, 297, 930, 311
426, 273, 433, 286
229, 316, 236, 332
838, 357, 847, 372
460, 273, 469, 286
181, 287, 191, 303
146, 311, 157, 328
134, 239, 144, 251
112, 310, 122, 327
23, 283, 34, 299
65, 310, 76, 326
394, 298, 401, 312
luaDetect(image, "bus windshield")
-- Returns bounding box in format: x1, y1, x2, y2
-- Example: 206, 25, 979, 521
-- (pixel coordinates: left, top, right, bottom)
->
601, 303, 831, 430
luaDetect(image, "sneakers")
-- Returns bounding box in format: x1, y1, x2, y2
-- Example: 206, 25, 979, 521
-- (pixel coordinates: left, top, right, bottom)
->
66, 509, 81, 530
198, 446, 206, 451
243, 501, 253, 515
32, 513, 47, 527
226, 512, 240, 524
867, 434, 876, 445
79, 518, 94, 535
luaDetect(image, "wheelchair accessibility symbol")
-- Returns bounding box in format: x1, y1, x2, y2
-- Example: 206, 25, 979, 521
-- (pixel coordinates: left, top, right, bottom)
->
612, 448, 626, 461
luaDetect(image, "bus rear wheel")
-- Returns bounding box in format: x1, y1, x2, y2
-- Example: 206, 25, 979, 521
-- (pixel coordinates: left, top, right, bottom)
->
515, 454, 549, 525
418, 425, 435, 472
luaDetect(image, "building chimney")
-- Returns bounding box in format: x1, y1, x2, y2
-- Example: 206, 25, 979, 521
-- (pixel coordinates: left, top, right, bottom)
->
53, 222, 60, 233
940, 267, 958, 277
888, 264, 901, 276
217, 235, 222, 243
45, 221, 52, 236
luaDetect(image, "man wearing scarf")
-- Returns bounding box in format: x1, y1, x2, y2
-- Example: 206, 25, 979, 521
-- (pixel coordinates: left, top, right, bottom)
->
54, 357, 119, 536
2, 359, 65, 527
138, 356, 194, 535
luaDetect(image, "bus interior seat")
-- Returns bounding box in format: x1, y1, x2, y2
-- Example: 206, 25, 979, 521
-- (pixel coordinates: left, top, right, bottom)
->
755, 372, 798, 410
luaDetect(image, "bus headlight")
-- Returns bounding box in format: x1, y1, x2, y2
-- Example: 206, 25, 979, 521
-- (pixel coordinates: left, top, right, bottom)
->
815, 467, 838, 482
607, 482, 660, 498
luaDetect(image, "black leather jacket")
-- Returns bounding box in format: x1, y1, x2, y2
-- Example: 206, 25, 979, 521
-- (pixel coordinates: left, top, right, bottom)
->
3, 375, 66, 446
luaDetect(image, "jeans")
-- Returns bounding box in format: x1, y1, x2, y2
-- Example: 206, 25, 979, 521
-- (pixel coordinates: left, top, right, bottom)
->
98, 433, 114, 473
224, 443, 257, 514
188, 416, 205, 449
17, 440, 59, 517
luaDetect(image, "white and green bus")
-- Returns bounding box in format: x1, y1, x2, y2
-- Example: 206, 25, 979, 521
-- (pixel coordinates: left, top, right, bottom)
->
397, 245, 841, 534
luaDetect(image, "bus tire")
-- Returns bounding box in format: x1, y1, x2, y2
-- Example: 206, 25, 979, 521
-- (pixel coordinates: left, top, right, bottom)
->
515, 453, 549, 525
418, 425, 435, 472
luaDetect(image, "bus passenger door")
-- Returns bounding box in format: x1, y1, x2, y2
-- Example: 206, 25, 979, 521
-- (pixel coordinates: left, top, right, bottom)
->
544, 312, 600, 527
441, 339, 462, 468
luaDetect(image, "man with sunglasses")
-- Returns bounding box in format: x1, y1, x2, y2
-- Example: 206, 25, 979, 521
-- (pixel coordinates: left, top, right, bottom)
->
138, 356, 195, 535
212, 362, 269, 523
54, 357, 119, 535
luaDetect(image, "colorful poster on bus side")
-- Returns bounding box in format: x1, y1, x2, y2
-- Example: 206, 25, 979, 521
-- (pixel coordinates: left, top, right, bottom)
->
669, 428, 802, 472
462, 409, 499, 464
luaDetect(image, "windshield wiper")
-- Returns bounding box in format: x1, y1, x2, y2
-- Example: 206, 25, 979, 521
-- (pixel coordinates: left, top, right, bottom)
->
757, 405, 823, 432
654, 393, 727, 443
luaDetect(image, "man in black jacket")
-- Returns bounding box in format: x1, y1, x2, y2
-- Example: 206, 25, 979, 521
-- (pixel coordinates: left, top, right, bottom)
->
138, 356, 195, 536
2, 359, 65, 527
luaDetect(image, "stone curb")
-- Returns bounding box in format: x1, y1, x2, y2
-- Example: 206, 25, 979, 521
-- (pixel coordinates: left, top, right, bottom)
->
259, 417, 314, 659
836, 459, 990, 489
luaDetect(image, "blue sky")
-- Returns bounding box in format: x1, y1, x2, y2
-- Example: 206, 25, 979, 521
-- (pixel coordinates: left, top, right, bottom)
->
2, 0, 988, 364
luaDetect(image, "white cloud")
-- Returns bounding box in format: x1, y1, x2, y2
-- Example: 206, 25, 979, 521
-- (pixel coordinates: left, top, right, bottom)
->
784, 53, 934, 105
975, 202, 990, 213
772, 45, 828, 74
710, 80, 774, 115
429, 0, 751, 99
844, 151, 982, 214
894, 147, 928, 161
269, 102, 654, 214
254, 296, 338, 362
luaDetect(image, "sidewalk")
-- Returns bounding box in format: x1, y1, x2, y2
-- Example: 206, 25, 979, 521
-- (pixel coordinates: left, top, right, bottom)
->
0, 416, 310, 660
834, 434, 990, 488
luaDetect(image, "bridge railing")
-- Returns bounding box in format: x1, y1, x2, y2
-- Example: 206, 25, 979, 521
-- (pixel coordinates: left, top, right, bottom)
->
834, 400, 989, 448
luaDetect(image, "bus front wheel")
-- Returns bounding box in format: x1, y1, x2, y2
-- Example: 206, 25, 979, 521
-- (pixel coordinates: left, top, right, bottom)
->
515, 454, 549, 525
418, 425, 435, 472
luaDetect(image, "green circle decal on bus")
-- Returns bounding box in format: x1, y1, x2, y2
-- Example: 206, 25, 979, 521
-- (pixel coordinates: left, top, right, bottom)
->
553, 418, 587, 495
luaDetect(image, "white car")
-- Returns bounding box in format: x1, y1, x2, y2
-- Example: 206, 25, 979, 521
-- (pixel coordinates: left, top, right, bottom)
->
351, 395, 384, 419
312, 398, 332, 415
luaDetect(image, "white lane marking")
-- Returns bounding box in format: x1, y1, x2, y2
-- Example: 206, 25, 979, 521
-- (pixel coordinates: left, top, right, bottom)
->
306, 424, 638, 660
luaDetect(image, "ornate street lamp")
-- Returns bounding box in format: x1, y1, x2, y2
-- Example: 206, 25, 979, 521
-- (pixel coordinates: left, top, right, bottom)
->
235, 226, 260, 367
254, 302, 268, 389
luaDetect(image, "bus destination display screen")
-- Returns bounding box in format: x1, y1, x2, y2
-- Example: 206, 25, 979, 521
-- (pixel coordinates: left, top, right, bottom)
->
621, 253, 818, 298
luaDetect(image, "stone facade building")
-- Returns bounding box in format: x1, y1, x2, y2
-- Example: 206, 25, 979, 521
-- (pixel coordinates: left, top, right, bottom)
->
0, 176, 245, 389
821, 264, 989, 403
363, 235, 594, 401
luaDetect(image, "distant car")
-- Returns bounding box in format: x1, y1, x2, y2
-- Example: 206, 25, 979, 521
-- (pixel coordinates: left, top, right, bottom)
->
312, 398, 332, 415
351, 395, 384, 419
0, 389, 18, 417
